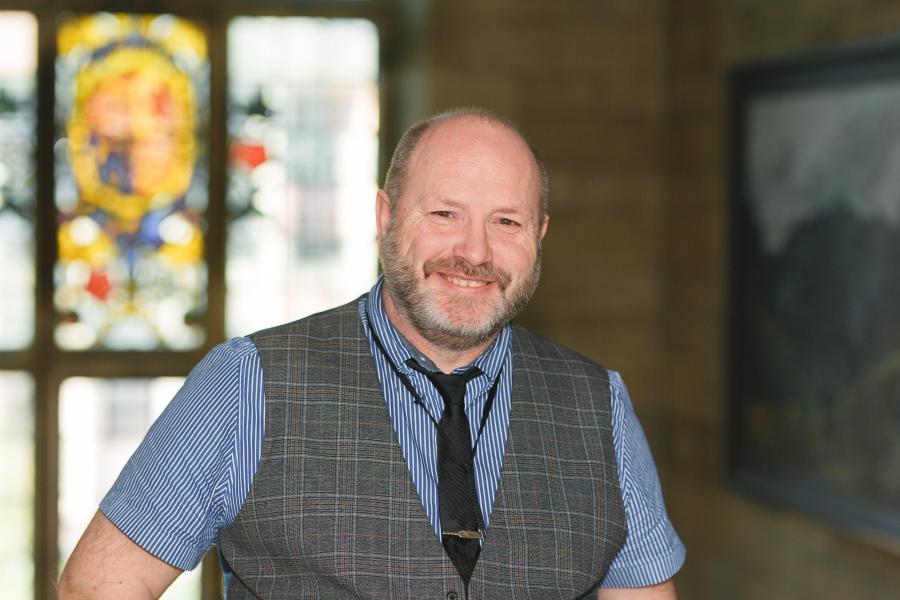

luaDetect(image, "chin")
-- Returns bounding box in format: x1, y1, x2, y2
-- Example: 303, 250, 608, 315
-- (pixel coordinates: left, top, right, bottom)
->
434, 297, 501, 325
429, 305, 505, 339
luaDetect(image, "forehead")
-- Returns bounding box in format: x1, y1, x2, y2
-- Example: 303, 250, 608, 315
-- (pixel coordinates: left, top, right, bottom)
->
404, 117, 541, 212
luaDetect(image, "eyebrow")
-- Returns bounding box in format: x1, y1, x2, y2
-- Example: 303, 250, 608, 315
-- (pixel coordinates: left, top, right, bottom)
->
429, 196, 529, 216
428, 197, 468, 210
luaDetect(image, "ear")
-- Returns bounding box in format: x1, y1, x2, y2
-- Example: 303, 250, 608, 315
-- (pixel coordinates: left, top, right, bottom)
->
375, 189, 392, 243
538, 213, 549, 241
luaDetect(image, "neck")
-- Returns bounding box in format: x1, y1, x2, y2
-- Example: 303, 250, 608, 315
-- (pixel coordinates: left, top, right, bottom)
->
380, 287, 495, 373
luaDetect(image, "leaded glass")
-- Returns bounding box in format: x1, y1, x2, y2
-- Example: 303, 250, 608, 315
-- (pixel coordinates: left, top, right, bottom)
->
54, 14, 209, 350
0, 372, 34, 600
0, 12, 37, 350
226, 17, 379, 336
58, 377, 201, 598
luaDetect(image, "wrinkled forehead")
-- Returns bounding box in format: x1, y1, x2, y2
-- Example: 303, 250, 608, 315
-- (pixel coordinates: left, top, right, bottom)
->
405, 116, 542, 209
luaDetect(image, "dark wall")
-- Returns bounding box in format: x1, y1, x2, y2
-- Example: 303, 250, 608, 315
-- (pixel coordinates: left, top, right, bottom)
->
424, 0, 671, 423
424, 1, 900, 598
666, 2, 900, 598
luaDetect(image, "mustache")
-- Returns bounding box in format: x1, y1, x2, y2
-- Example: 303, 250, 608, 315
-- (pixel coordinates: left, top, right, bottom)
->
423, 256, 512, 291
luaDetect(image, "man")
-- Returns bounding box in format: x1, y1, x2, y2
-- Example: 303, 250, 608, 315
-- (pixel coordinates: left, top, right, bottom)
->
59, 109, 685, 599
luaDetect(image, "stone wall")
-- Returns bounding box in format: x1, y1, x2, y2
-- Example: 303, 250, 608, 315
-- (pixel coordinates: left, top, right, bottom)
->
424, 0, 671, 423
666, 1, 900, 598
424, 1, 900, 598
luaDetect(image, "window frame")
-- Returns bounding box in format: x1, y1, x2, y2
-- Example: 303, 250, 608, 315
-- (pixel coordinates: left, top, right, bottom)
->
0, 1, 400, 598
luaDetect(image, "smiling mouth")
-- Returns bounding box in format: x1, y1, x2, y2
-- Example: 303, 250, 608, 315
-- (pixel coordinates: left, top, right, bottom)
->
443, 274, 489, 288
423, 256, 512, 291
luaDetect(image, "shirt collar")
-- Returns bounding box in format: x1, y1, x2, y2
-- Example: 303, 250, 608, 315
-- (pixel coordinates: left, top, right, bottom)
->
363, 276, 510, 381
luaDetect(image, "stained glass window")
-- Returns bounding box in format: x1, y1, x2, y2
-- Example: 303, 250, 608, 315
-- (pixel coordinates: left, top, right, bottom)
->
54, 14, 209, 351
3, 8, 382, 599
0, 12, 37, 350
58, 377, 201, 598
226, 17, 379, 336
0, 372, 34, 600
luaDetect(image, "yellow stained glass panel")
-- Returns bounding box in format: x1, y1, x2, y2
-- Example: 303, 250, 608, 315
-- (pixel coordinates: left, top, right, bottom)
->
55, 14, 209, 350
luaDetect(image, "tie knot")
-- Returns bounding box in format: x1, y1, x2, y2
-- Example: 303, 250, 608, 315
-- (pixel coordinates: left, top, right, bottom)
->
406, 360, 482, 404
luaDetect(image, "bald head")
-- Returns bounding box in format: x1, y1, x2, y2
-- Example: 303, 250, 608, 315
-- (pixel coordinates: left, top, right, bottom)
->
383, 108, 549, 222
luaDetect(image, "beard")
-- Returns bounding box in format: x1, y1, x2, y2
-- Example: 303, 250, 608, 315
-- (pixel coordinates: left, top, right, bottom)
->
380, 221, 542, 352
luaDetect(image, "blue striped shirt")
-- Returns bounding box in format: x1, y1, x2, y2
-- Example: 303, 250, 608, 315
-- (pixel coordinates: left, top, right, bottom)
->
361, 278, 512, 539
101, 279, 685, 588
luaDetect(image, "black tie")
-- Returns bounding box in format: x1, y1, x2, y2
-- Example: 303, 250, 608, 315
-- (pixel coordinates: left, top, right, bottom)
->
410, 362, 484, 584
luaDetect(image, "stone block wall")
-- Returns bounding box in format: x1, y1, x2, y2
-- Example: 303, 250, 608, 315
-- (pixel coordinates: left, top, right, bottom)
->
425, 0, 671, 418
666, 1, 900, 598
423, 0, 900, 598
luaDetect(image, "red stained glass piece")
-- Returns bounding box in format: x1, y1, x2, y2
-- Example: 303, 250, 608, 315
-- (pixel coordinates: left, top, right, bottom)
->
230, 140, 267, 169
86, 270, 112, 300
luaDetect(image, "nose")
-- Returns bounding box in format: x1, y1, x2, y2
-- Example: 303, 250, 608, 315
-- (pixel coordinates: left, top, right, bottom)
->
453, 220, 492, 265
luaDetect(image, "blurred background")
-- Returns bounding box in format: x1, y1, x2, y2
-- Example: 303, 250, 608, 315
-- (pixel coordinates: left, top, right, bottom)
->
1, 1, 899, 599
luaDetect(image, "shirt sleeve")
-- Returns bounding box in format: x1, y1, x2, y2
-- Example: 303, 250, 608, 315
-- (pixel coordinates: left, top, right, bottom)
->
99, 337, 265, 570
600, 370, 686, 588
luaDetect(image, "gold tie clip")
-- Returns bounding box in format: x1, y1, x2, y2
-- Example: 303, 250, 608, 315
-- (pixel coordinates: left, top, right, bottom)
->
442, 530, 483, 539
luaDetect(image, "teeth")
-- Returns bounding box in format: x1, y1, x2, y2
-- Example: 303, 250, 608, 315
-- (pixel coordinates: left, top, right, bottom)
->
449, 276, 486, 288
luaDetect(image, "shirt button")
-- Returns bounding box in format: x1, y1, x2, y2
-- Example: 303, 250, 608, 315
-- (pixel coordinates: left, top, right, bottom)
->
446, 592, 460, 600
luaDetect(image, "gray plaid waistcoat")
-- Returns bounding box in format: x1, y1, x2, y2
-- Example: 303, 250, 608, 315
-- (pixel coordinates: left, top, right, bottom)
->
218, 299, 627, 599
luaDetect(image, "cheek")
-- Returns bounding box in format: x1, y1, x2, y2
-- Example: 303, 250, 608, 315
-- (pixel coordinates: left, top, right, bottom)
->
405, 226, 454, 260
498, 240, 539, 273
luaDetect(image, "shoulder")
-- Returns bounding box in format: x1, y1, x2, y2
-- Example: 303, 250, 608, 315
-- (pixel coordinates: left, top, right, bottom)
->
195, 336, 259, 371
510, 324, 609, 376
159, 336, 261, 429
178, 337, 261, 404
249, 296, 365, 348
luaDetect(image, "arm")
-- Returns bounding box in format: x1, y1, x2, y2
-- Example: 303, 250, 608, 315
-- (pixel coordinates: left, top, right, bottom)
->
598, 579, 677, 599
59, 338, 263, 598
600, 373, 685, 591
58, 511, 181, 600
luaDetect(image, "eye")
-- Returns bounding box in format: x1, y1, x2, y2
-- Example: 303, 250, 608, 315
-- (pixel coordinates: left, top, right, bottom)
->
431, 210, 455, 219
496, 217, 521, 228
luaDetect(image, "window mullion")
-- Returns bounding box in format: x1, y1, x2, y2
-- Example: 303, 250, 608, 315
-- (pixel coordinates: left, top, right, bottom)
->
34, 8, 60, 600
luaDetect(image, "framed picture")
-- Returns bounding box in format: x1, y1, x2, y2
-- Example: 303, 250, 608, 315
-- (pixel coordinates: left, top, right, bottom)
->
728, 37, 900, 545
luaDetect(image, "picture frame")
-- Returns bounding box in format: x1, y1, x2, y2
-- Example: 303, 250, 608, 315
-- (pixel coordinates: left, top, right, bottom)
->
728, 36, 900, 546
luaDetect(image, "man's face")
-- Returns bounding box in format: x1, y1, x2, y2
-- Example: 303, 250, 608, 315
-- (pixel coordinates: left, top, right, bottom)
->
378, 117, 548, 351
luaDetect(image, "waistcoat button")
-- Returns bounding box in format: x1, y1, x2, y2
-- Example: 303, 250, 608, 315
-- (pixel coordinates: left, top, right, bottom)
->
446, 592, 460, 600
